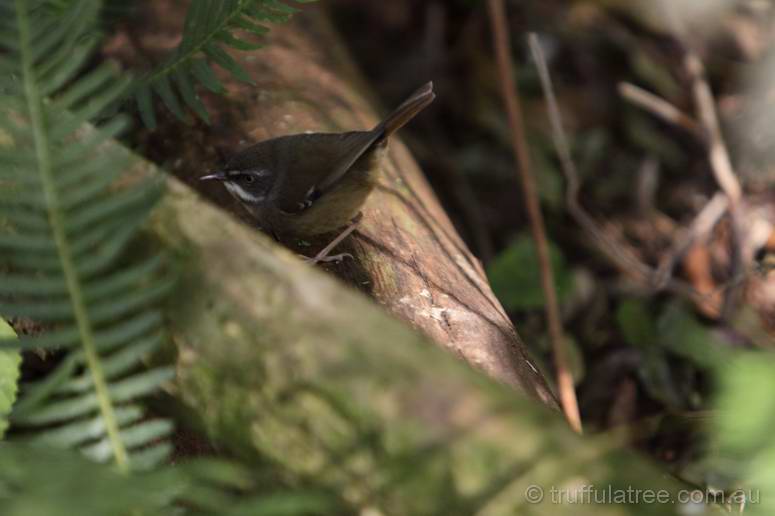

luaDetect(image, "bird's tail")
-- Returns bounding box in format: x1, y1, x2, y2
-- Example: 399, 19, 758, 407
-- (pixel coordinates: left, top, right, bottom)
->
314, 83, 435, 194
375, 82, 435, 138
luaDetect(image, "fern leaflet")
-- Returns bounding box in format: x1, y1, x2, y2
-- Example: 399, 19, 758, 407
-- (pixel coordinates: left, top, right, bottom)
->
134, 0, 317, 128
0, 0, 172, 471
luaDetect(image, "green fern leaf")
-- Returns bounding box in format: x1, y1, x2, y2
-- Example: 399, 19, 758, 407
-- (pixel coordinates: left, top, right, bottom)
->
135, 83, 156, 129
0, 444, 343, 514
174, 67, 211, 122
0, 318, 20, 439
0, 444, 180, 515
191, 57, 226, 93
203, 41, 254, 85
0, 0, 173, 472
133, 0, 316, 127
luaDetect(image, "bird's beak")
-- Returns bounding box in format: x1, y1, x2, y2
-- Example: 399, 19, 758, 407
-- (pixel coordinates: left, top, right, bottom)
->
199, 171, 226, 181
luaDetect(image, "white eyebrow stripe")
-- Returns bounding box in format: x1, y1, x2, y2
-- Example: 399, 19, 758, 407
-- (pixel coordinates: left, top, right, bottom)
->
225, 182, 265, 203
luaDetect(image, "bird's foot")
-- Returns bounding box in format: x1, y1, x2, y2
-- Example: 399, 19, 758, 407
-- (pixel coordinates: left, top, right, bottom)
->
303, 253, 353, 265
300, 213, 362, 266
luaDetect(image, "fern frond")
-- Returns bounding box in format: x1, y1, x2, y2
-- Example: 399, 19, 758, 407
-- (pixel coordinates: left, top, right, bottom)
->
0, 443, 179, 515
134, 0, 316, 128
0, 444, 343, 515
0, 0, 172, 472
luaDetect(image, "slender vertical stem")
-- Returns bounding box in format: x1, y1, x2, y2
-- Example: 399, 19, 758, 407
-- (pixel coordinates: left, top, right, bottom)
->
16, 0, 129, 471
486, 0, 582, 433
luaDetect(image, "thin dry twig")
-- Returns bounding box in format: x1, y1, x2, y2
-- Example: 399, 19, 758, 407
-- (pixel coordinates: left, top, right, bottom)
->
528, 35, 654, 284
487, 3, 582, 434
618, 82, 704, 140
636, 156, 660, 215
655, 192, 729, 289
661, 0, 746, 318
682, 53, 743, 205
685, 55, 745, 318
616, 78, 735, 295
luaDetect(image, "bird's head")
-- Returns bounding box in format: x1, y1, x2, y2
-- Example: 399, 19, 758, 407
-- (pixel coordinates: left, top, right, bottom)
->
200, 168, 275, 206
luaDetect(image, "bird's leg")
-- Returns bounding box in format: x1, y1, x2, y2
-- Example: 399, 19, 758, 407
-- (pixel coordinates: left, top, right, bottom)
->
304, 212, 363, 264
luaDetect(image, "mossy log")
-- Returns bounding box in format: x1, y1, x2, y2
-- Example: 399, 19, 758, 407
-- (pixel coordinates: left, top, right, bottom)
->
141, 170, 680, 516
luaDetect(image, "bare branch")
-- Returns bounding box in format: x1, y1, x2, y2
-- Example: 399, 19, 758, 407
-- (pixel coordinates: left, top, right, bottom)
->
487, 5, 582, 433
683, 55, 743, 204
618, 82, 704, 141
529, 33, 655, 284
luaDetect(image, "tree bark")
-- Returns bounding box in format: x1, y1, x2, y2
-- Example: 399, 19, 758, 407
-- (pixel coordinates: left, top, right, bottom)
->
105, 0, 557, 406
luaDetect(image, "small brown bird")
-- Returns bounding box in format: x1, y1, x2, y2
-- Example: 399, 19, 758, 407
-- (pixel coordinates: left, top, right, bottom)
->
201, 82, 435, 262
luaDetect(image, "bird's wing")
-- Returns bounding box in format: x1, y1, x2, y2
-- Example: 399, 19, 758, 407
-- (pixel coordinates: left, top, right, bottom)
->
310, 130, 383, 195
283, 83, 436, 206
272, 130, 381, 214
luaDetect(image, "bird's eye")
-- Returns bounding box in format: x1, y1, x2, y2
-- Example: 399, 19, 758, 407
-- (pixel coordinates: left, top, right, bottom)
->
243, 174, 255, 184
